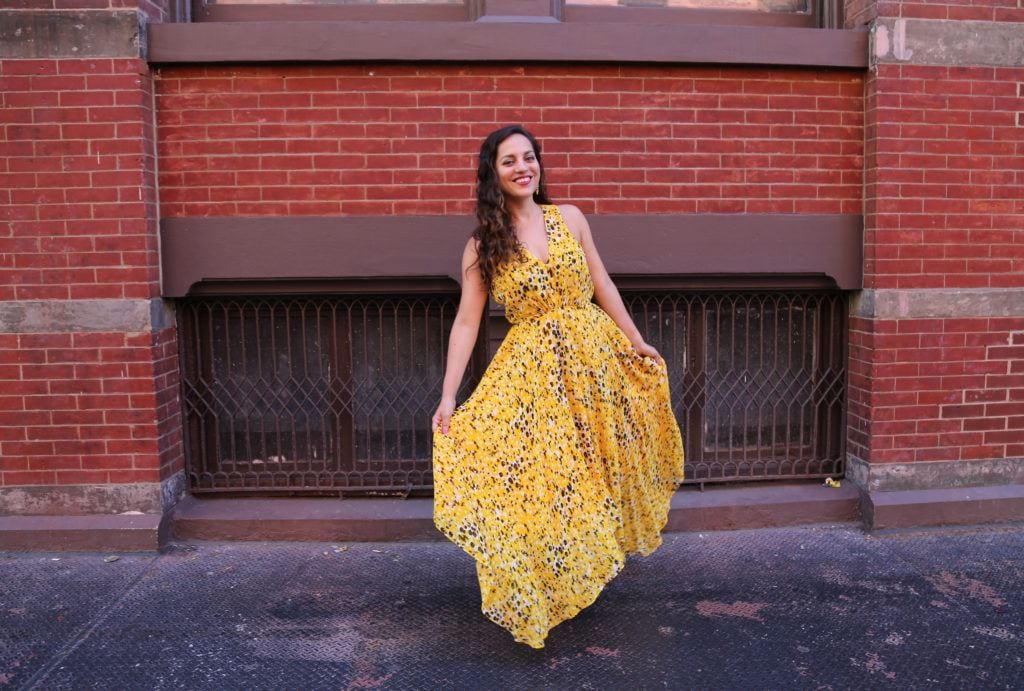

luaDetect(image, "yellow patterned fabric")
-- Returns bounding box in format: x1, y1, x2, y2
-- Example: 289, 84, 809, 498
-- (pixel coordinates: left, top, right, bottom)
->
432, 204, 685, 649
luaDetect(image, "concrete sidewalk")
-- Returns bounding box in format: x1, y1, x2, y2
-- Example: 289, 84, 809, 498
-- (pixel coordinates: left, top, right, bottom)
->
2, 523, 1022, 689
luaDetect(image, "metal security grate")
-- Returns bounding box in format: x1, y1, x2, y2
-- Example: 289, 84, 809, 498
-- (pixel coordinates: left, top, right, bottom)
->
179, 295, 480, 494
180, 290, 846, 494
625, 291, 847, 483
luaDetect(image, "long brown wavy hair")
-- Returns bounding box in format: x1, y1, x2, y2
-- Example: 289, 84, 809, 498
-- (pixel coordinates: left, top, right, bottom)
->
471, 125, 552, 290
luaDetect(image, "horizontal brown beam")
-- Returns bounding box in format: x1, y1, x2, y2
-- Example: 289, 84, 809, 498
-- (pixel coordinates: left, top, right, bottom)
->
564, 6, 815, 27
192, 3, 816, 27
160, 213, 863, 297
147, 21, 867, 67
0, 514, 163, 552
194, 3, 467, 23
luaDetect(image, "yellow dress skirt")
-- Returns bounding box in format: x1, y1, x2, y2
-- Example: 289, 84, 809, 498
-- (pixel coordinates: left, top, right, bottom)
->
432, 204, 685, 649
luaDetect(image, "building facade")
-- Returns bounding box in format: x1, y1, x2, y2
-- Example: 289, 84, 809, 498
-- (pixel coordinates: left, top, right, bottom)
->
1, 0, 1022, 548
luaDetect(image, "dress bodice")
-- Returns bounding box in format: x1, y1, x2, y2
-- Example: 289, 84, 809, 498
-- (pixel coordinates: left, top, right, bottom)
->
490, 205, 595, 324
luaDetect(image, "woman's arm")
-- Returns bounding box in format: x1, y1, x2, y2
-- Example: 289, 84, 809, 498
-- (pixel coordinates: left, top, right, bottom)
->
559, 204, 662, 361
432, 237, 489, 434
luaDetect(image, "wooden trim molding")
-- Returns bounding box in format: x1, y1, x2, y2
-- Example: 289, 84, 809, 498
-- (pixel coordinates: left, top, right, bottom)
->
147, 21, 867, 67
189, 0, 843, 28
192, 2, 466, 23
563, 6, 814, 27
160, 214, 863, 297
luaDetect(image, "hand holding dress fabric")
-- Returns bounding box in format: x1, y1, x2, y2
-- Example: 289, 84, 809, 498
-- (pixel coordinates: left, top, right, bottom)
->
432, 205, 685, 649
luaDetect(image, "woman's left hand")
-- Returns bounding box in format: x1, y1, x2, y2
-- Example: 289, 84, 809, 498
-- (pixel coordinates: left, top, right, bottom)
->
632, 340, 663, 363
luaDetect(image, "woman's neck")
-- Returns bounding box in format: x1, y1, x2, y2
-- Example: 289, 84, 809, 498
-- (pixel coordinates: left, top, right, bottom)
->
507, 197, 542, 227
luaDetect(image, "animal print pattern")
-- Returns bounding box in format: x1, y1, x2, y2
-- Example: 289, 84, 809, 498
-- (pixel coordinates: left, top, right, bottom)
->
432, 204, 685, 649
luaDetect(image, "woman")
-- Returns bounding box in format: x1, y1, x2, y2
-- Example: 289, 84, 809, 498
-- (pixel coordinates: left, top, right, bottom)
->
432, 125, 685, 649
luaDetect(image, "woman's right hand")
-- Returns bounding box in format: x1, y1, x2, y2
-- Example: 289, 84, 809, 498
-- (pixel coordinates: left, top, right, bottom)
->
432, 397, 456, 435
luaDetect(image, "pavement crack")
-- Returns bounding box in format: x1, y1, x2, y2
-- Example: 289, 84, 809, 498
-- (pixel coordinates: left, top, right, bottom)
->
20, 555, 162, 691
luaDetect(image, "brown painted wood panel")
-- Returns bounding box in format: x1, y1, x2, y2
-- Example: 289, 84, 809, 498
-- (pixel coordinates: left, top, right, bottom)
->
160, 213, 863, 296
147, 21, 867, 67
190, 0, 842, 28
193, 2, 467, 22
564, 5, 813, 27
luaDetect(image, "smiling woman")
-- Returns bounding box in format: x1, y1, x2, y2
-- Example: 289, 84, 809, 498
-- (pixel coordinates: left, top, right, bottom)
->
429, 125, 685, 649
468, 128, 554, 291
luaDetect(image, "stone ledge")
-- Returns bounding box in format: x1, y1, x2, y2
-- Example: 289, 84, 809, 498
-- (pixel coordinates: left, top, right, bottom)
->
846, 455, 1024, 493
19, 483, 1024, 548
0, 10, 142, 60
0, 480, 170, 516
851, 288, 1024, 320
172, 495, 440, 543
172, 482, 862, 543
0, 299, 172, 335
862, 484, 1024, 530
0, 513, 164, 552
872, 17, 1024, 68
667, 481, 861, 531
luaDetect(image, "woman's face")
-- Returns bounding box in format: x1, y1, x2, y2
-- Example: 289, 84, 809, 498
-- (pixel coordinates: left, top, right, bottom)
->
495, 133, 540, 202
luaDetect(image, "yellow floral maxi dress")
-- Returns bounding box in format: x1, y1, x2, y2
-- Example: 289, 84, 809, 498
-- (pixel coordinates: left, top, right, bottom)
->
432, 204, 685, 649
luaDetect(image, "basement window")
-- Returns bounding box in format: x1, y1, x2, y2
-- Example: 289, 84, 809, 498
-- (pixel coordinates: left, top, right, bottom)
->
179, 288, 846, 494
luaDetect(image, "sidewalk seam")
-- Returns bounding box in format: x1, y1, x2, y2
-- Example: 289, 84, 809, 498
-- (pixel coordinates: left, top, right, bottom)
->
20, 555, 162, 691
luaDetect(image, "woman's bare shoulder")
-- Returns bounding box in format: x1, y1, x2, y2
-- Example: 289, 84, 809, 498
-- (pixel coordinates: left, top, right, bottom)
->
556, 204, 588, 240
556, 203, 585, 220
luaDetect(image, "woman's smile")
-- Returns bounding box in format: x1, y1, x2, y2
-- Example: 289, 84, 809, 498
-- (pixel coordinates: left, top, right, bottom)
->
496, 133, 541, 199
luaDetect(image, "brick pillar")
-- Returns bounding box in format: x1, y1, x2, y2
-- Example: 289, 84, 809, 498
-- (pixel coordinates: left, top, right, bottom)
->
0, 5, 183, 548
846, 0, 1024, 527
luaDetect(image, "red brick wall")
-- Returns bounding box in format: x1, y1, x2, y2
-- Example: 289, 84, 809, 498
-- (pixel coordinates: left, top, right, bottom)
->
4, 44, 865, 507
845, 1, 1024, 29
8, 0, 1023, 507
873, 1, 1024, 21
0, 330, 181, 487
1, 58, 160, 301
155, 65, 864, 217
0, 55, 182, 497
849, 318, 1024, 464
850, 15, 1024, 470
152, 327, 183, 482
864, 64, 1024, 290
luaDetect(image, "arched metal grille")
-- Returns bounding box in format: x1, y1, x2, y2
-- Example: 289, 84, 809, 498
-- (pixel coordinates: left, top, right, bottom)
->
624, 290, 847, 482
179, 290, 846, 494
